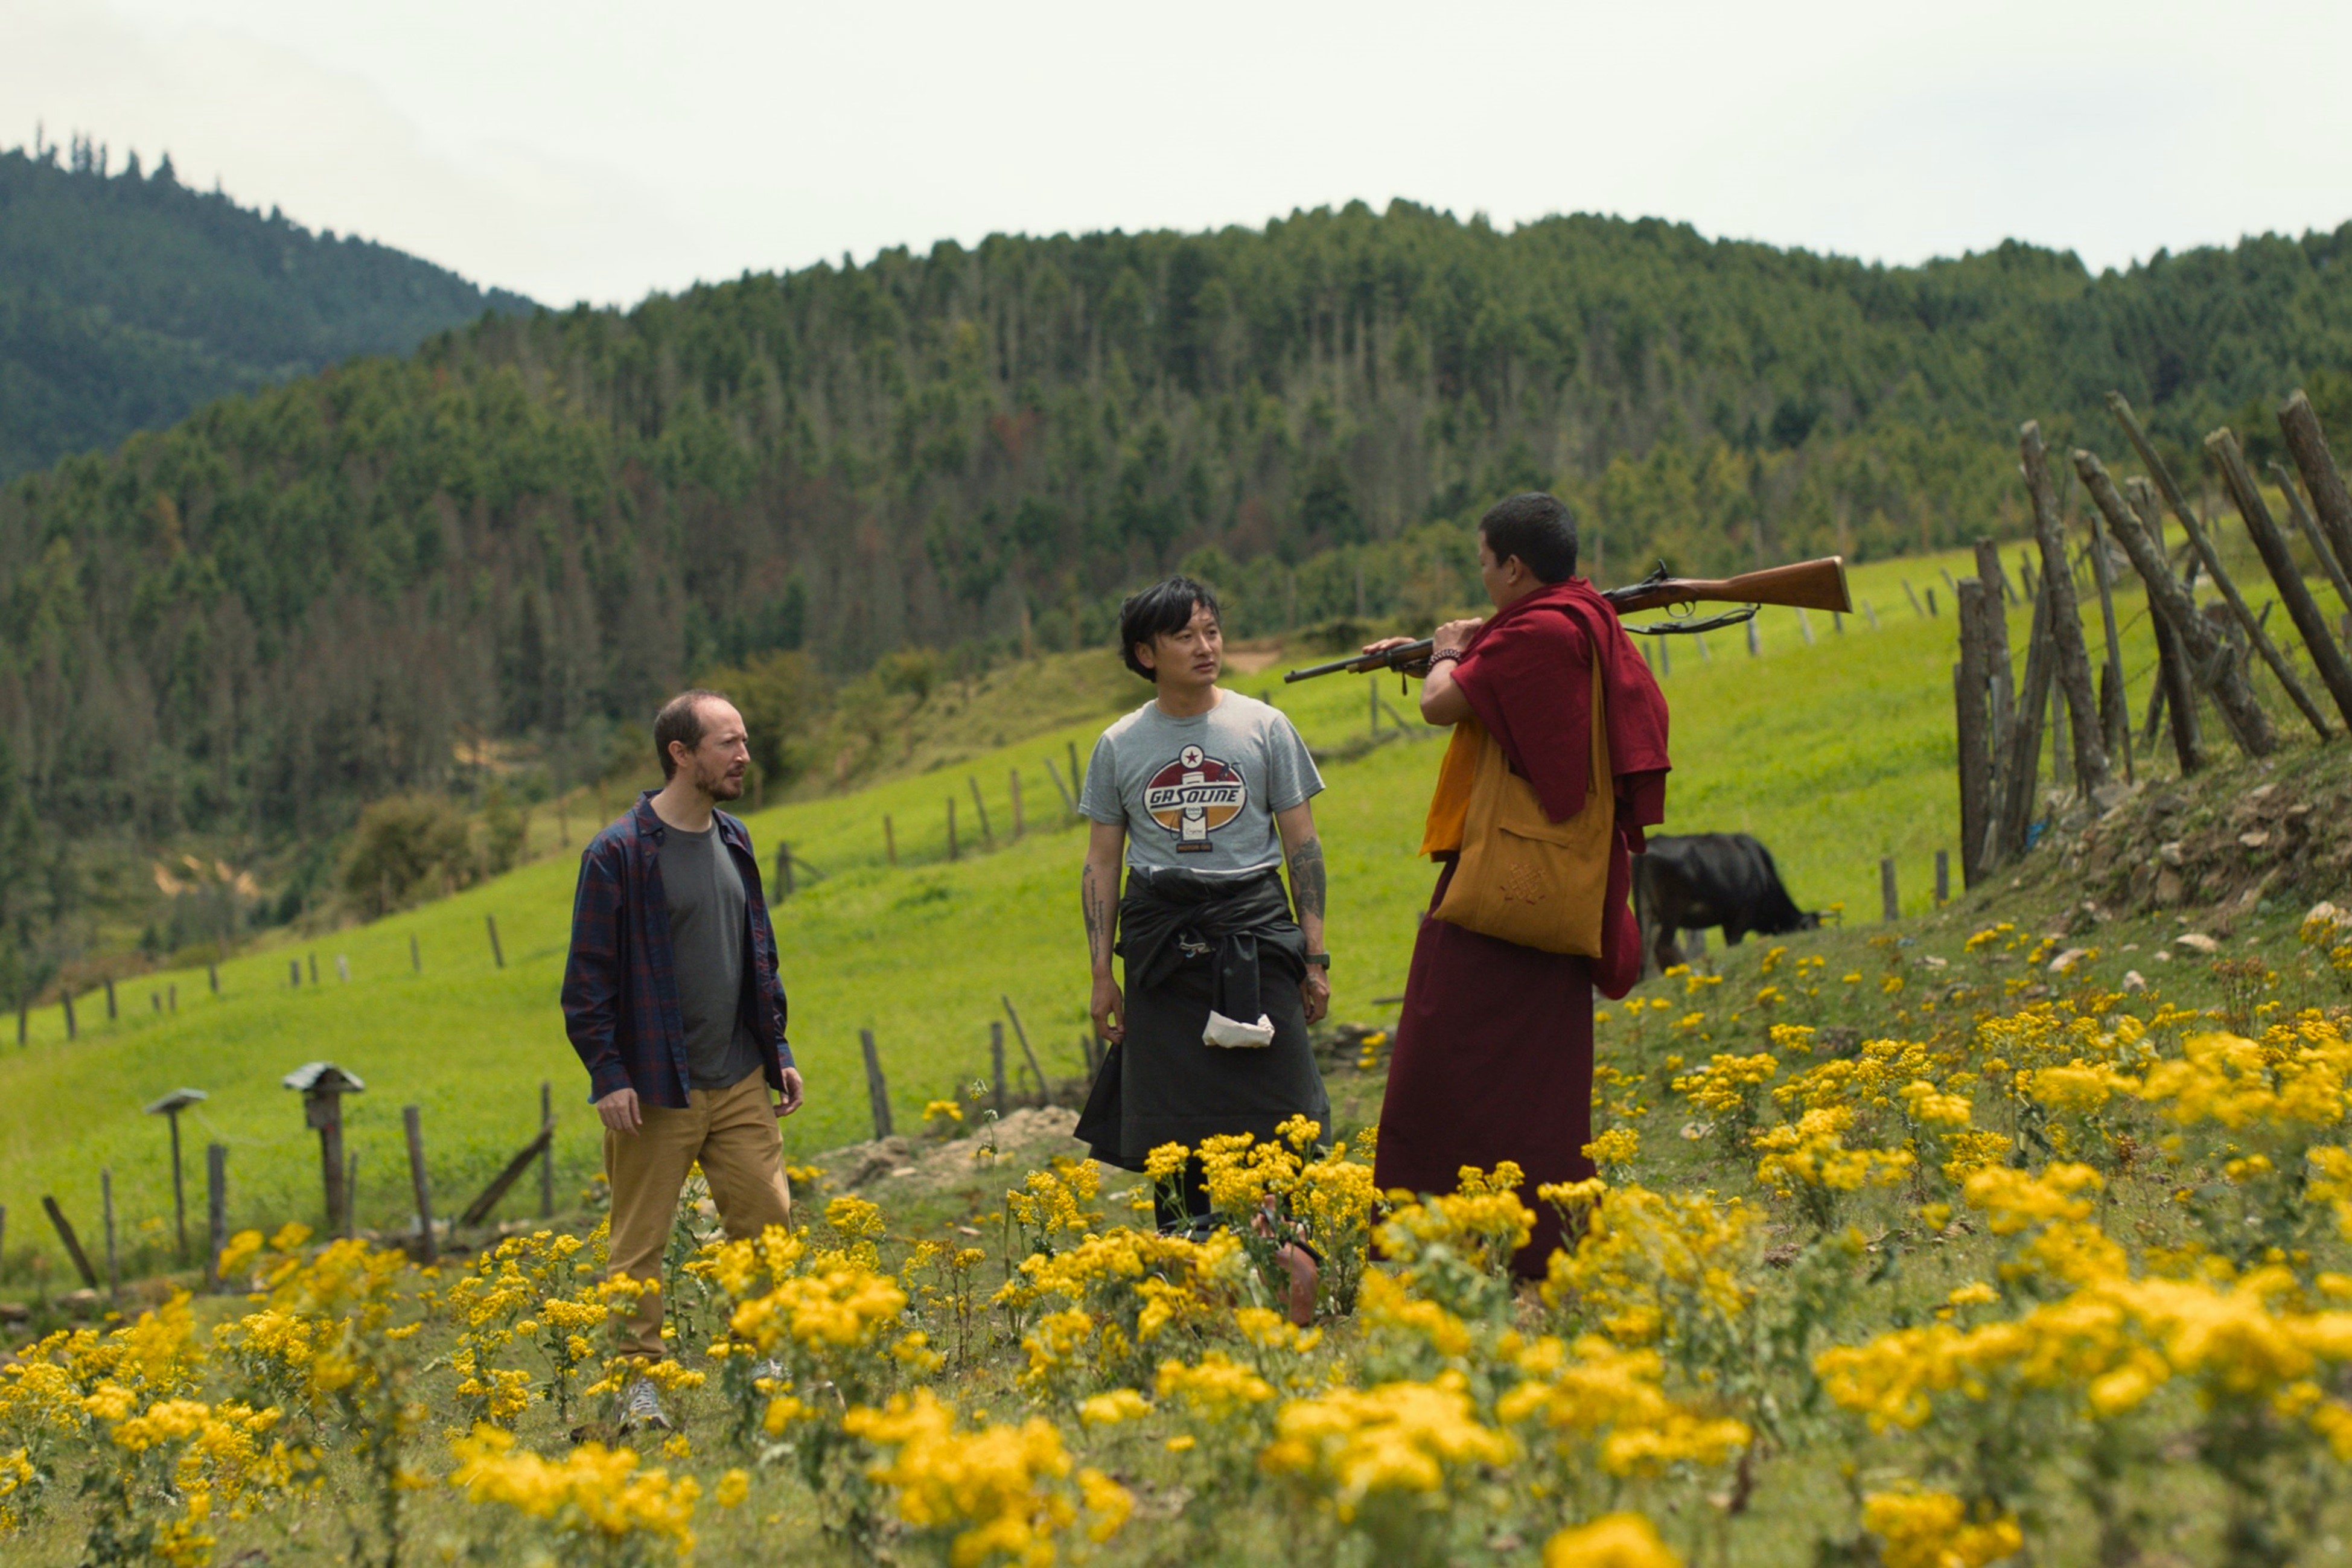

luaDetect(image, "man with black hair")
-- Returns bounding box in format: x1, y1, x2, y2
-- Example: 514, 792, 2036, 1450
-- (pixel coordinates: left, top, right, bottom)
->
1073, 577, 1330, 1322
1362, 493, 1671, 1275
562, 690, 805, 1429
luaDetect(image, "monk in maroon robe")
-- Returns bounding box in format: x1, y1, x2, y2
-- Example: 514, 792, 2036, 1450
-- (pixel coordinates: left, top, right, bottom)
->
1365, 492, 1670, 1275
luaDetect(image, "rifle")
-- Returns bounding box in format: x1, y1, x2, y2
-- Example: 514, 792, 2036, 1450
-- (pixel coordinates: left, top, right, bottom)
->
1282, 555, 1853, 683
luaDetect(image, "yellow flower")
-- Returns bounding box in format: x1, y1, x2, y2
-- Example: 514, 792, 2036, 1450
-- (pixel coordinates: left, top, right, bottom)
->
214, 1231, 266, 1283
1078, 1389, 1152, 1427
1260, 1370, 1514, 1520
1862, 1488, 2021, 1568
714, 1468, 750, 1509
1543, 1511, 1683, 1567
846, 1390, 1124, 1563
1583, 1128, 1640, 1170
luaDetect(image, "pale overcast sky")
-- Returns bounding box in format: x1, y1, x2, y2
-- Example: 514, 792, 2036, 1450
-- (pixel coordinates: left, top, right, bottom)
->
8, 0, 2351, 309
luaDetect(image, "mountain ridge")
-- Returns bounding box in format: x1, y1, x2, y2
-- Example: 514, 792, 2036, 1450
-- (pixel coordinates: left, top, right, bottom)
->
0, 133, 534, 479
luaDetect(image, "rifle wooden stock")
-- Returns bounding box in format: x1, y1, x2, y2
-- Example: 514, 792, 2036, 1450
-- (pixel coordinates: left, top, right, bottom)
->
1604, 556, 1852, 616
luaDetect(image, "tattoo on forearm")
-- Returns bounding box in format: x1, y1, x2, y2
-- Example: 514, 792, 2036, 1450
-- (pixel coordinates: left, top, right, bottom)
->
1082, 864, 1109, 961
1288, 837, 1327, 923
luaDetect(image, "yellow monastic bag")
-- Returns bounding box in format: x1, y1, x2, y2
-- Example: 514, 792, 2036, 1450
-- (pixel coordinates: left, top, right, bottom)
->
1431, 661, 1612, 955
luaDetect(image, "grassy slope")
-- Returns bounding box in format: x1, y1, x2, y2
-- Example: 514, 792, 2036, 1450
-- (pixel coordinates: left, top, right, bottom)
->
2, 534, 2300, 1277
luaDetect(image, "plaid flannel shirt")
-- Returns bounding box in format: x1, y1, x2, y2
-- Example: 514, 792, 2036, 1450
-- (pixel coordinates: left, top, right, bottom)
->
560, 791, 794, 1107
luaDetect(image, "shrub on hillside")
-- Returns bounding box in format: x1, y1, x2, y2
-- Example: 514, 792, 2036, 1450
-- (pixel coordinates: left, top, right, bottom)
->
342, 794, 476, 912
698, 649, 832, 787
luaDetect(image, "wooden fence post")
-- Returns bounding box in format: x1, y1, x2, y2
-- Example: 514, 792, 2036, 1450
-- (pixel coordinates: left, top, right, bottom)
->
206, 1144, 228, 1292
2277, 389, 2352, 574
1002, 996, 1048, 1094
2108, 392, 2331, 739
1992, 582, 2054, 865
1010, 770, 1024, 840
1067, 740, 1084, 797
1879, 858, 1899, 924
859, 1029, 894, 1139
1973, 541, 2014, 770
539, 1082, 555, 1219
42, 1195, 99, 1290
1934, 850, 1950, 907
946, 798, 959, 861
969, 777, 994, 846
2138, 483, 2207, 775
1863, 601, 1880, 631
2208, 427, 2352, 729
2020, 421, 2111, 793
457, 1127, 553, 1229
1745, 619, 1760, 657
308, 954, 318, 985
62, 992, 75, 1042
1904, 581, 1924, 617
2050, 681, 2070, 790
1043, 759, 1077, 817
2273, 459, 2352, 612
403, 1106, 436, 1266
2077, 450, 2271, 759
105, 979, 116, 1021
289, 959, 301, 989
777, 843, 795, 897
990, 1022, 1008, 1118
1955, 578, 1994, 890
485, 914, 505, 969
101, 1170, 118, 1302
410, 934, 421, 973
2082, 502, 2136, 783
884, 815, 897, 866
208, 963, 219, 994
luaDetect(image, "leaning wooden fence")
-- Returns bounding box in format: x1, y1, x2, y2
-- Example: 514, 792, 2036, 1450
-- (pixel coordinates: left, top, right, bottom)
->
1951, 389, 2352, 892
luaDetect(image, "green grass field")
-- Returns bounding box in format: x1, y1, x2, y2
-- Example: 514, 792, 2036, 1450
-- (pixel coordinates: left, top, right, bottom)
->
5, 526, 2328, 1285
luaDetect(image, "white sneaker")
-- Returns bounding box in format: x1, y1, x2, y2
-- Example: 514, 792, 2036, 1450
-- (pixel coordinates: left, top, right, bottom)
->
619, 1375, 672, 1432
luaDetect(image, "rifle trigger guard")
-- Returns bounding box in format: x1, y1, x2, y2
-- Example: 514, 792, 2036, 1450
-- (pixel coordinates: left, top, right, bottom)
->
1622, 603, 1759, 637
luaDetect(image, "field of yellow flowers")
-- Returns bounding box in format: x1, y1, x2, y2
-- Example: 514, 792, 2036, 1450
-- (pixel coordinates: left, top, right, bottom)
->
6, 890, 2352, 1568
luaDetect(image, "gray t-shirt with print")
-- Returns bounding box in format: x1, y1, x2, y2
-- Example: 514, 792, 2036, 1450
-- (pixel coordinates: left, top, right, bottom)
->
1079, 692, 1324, 878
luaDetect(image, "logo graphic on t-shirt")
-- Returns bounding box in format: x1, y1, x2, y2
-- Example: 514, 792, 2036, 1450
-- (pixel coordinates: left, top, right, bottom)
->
1142, 744, 1248, 852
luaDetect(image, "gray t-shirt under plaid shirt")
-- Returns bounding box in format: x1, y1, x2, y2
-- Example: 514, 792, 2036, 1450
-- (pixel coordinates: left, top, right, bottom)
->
660, 821, 763, 1091
1079, 691, 1323, 878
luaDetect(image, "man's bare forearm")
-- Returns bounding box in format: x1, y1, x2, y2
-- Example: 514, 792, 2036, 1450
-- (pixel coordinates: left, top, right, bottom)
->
1287, 835, 1327, 951
1081, 858, 1117, 977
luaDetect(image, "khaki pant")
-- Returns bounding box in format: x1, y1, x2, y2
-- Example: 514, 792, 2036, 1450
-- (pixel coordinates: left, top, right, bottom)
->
604, 1071, 793, 1361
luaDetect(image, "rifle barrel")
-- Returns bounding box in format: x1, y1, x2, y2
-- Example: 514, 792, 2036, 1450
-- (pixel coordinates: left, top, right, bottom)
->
1282, 639, 1433, 683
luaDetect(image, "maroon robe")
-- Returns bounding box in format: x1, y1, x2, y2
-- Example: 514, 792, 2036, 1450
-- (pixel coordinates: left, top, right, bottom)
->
1372, 579, 1671, 1275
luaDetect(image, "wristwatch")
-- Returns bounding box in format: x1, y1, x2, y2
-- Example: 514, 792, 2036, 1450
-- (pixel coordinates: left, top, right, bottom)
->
1304, 952, 1331, 970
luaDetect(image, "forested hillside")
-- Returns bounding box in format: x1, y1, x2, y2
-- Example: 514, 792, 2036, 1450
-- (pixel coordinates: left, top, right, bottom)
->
8, 196, 2352, 997
0, 132, 531, 480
